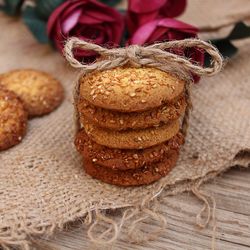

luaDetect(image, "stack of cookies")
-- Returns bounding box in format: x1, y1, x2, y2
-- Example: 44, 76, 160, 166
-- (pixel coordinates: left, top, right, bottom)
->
75, 66, 186, 186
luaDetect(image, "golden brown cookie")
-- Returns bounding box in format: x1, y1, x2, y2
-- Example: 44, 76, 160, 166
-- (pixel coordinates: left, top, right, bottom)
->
83, 119, 180, 149
78, 95, 186, 130
75, 129, 184, 170
0, 87, 28, 150
0, 69, 64, 117
83, 149, 179, 186
79, 66, 185, 112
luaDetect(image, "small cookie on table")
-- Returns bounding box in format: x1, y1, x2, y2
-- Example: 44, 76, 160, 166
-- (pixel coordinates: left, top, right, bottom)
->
0, 87, 28, 151
0, 69, 64, 117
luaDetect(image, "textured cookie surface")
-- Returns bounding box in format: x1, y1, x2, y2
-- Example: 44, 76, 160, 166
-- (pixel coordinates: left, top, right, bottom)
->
0, 69, 64, 116
83, 150, 179, 186
78, 95, 186, 130
83, 119, 180, 149
75, 129, 184, 170
79, 66, 185, 112
0, 87, 28, 150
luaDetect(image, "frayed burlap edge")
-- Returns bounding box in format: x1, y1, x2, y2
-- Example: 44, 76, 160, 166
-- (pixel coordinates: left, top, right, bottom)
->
0, 152, 249, 250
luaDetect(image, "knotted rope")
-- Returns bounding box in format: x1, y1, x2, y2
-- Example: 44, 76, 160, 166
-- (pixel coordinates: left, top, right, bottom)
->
64, 37, 223, 136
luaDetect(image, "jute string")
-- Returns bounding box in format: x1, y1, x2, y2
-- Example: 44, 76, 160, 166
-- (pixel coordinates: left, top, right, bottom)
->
192, 180, 217, 248
63, 37, 223, 248
82, 181, 218, 248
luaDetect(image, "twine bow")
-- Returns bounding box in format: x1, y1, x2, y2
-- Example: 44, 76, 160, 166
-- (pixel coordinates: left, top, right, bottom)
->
64, 37, 223, 135
64, 37, 223, 78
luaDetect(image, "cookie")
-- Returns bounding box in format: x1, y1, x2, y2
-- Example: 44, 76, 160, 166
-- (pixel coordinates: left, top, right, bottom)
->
82, 149, 179, 186
79, 66, 185, 112
75, 129, 184, 170
82, 119, 180, 149
0, 69, 64, 117
78, 95, 186, 130
0, 87, 28, 150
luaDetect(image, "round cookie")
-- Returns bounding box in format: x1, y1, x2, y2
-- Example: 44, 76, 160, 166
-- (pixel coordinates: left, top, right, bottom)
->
75, 129, 184, 170
0, 87, 28, 150
78, 95, 186, 130
83, 150, 179, 186
83, 119, 180, 149
0, 69, 64, 117
79, 66, 185, 112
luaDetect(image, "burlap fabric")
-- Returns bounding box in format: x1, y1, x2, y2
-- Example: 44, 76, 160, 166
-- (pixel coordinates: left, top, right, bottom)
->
0, 1, 250, 249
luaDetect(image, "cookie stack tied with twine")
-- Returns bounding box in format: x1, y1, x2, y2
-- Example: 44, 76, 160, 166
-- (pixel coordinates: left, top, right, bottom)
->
64, 38, 223, 186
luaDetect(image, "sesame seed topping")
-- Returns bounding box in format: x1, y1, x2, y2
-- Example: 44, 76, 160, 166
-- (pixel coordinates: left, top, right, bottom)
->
153, 152, 158, 157
133, 154, 138, 159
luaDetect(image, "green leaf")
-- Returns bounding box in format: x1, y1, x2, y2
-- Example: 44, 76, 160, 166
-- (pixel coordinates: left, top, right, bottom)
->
22, 6, 49, 43
208, 22, 250, 62
118, 8, 126, 15
206, 39, 238, 66
227, 22, 250, 40
36, 0, 65, 20
99, 0, 122, 7
209, 39, 238, 65
0, 0, 23, 15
